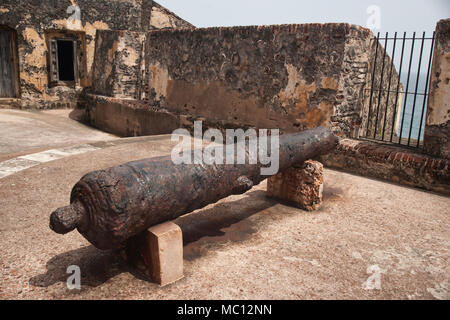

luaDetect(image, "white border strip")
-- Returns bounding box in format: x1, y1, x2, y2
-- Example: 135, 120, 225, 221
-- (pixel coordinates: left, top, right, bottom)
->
0, 144, 100, 179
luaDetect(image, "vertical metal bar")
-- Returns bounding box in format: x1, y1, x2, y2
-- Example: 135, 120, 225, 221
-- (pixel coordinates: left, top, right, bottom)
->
382, 32, 397, 141
398, 32, 416, 145
373, 32, 389, 139
390, 32, 407, 142
73, 40, 78, 84
417, 31, 436, 148
366, 32, 380, 137
407, 32, 425, 146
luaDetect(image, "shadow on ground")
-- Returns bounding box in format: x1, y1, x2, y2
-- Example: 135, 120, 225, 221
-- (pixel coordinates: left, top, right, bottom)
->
175, 190, 279, 260
29, 246, 128, 289
30, 189, 279, 288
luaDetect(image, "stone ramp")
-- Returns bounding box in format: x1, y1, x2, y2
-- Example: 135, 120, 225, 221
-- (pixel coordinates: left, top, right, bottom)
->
0, 109, 116, 162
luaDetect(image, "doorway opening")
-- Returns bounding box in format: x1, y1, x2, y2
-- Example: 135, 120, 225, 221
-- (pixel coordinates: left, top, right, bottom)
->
0, 27, 19, 98
56, 40, 75, 81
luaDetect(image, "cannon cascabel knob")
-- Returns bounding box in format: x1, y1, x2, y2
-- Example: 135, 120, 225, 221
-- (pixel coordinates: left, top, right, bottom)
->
50, 201, 85, 234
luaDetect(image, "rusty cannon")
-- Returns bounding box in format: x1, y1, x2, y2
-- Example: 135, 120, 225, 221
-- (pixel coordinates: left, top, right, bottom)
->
50, 127, 337, 250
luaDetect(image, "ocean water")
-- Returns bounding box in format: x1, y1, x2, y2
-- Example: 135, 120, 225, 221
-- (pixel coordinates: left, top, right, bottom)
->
396, 71, 430, 142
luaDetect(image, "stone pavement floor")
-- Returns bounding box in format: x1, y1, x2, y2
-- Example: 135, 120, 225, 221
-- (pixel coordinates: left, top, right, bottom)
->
0, 109, 449, 299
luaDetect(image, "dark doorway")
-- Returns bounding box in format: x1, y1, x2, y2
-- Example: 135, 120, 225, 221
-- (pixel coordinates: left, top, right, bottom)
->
57, 40, 75, 81
0, 29, 16, 97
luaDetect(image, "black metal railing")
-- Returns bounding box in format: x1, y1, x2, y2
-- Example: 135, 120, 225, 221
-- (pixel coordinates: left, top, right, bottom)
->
361, 31, 435, 148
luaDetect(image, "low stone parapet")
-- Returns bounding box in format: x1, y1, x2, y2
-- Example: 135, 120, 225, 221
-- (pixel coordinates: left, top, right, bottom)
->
320, 138, 450, 195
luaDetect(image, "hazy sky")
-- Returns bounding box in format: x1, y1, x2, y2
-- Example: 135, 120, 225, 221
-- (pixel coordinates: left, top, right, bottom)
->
157, 0, 449, 35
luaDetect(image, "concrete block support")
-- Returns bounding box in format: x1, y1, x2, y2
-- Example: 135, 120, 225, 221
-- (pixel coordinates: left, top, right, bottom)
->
267, 160, 324, 211
124, 221, 184, 286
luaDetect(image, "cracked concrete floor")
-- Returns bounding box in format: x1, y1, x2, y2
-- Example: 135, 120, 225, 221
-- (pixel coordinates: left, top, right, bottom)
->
0, 109, 449, 300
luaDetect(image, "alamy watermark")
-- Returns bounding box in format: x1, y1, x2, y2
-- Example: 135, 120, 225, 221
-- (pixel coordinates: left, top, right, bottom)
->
171, 121, 280, 175
362, 264, 383, 290
66, 2, 81, 29
66, 265, 81, 290
366, 5, 381, 30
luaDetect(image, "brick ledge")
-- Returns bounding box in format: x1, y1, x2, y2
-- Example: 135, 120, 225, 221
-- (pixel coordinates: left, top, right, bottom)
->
320, 139, 450, 196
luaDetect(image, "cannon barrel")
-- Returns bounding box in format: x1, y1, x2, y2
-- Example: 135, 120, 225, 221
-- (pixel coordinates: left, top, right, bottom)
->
50, 127, 337, 250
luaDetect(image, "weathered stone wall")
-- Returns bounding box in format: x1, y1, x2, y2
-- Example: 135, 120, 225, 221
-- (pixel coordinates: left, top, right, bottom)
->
0, 0, 192, 109
91, 30, 146, 100
143, 24, 374, 136
90, 23, 407, 140
333, 26, 372, 137
0, 0, 153, 108
424, 19, 450, 159
150, 2, 194, 30
89, 2, 193, 100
